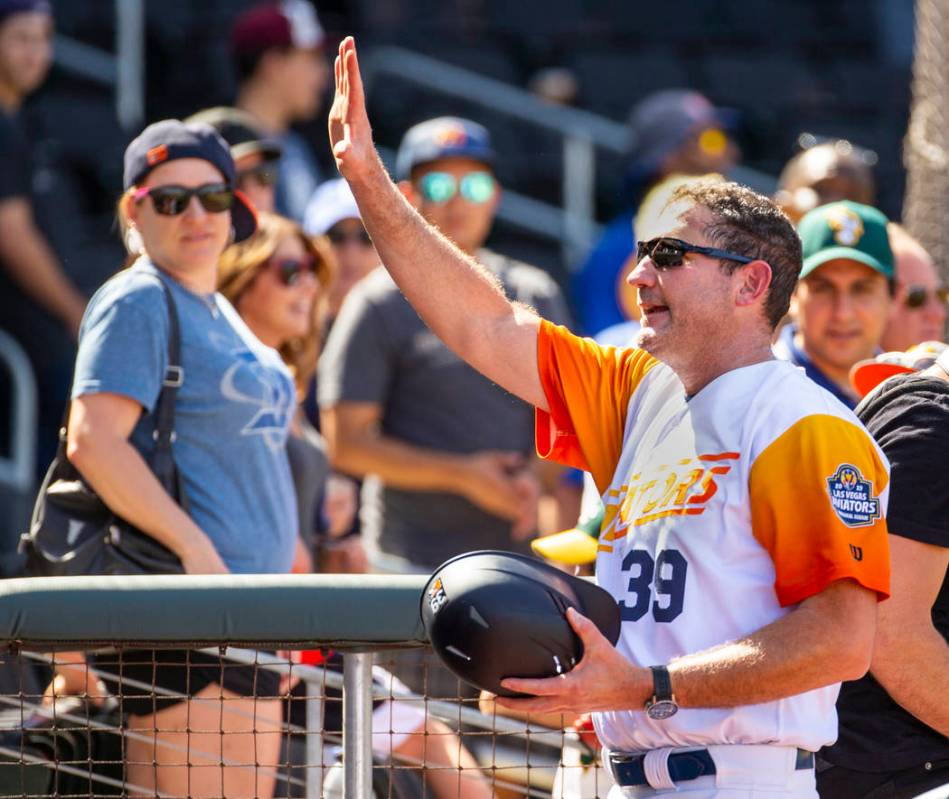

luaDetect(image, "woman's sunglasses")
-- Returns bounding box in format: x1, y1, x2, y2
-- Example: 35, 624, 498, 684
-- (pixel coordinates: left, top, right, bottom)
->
134, 183, 234, 216
904, 284, 949, 309
636, 237, 754, 269
417, 171, 496, 205
270, 257, 316, 287
326, 226, 372, 247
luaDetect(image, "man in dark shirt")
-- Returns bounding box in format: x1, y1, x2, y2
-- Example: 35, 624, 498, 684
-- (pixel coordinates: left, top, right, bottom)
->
774, 201, 893, 408
0, 0, 86, 472
818, 346, 949, 798
319, 117, 572, 574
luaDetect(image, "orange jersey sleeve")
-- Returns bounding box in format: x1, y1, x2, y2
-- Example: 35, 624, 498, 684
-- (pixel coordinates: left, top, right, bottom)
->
749, 414, 891, 607
535, 319, 659, 493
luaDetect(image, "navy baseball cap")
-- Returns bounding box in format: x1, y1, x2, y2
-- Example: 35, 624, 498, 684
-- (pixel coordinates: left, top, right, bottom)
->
185, 107, 282, 163
627, 90, 735, 179
0, 0, 51, 24
123, 119, 257, 242
395, 117, 495, 180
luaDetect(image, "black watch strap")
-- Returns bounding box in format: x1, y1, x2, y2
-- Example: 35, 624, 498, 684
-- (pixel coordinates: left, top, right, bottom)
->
650, 665, 673, 701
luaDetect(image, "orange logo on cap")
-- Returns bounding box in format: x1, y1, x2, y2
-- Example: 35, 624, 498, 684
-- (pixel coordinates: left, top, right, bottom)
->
146, 145, 169, 166
434, 125, 468, 148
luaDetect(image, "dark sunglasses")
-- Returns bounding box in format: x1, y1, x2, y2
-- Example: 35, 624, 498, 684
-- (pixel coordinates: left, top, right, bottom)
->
636, 237, 755, 269
417, 171, 496, 204
237, 163, 278, 189
904, 284, 949, 309
134, 183, 234, 216
270, 257, 316, 287
326, 226, 372, 247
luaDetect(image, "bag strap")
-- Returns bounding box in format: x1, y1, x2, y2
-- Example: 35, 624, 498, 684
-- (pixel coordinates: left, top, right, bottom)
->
57, 272, 184, 442
151, 278, 182, 453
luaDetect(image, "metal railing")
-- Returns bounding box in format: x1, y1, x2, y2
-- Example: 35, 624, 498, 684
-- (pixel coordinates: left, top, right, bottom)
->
0, 575, 601, 798
362, 47, 775, 270
362, 47, 618, 268
52, 0, 144, 130
0, 332, 36, 574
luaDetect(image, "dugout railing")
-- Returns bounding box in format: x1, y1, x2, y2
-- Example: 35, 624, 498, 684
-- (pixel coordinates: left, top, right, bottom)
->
0, 574, 605, 799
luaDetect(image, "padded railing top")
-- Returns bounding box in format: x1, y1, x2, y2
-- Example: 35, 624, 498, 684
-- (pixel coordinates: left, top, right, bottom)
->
0, 574, 430, 650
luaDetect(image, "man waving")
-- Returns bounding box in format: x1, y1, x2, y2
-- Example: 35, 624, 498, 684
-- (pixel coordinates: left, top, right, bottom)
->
329, 38, 890, 798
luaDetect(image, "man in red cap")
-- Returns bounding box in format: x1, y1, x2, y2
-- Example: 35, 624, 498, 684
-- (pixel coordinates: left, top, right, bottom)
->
231, 0, 329, 221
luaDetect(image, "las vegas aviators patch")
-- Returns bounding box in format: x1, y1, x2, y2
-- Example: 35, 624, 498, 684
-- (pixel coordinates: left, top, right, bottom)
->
826, 464, 881, 527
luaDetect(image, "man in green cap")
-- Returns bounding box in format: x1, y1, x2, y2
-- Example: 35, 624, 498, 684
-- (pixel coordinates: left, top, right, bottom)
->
774, 200, 894, 408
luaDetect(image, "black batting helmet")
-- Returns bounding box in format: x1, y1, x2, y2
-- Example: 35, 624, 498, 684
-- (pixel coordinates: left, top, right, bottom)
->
420, 550, 621, 696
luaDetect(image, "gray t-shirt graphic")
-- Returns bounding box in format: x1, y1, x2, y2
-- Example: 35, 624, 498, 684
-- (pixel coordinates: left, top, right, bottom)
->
72, 260, 297, 574
319, 250, 572, 570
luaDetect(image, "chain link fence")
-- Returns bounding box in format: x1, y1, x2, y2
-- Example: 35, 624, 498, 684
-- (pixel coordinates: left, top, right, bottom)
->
0, 576, 613, 799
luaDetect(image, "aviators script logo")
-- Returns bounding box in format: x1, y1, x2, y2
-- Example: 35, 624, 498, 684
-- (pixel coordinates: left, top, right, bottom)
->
826, 464, 880, 527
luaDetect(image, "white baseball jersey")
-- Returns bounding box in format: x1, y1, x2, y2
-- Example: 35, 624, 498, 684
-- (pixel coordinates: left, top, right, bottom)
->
535, 320, 891, 754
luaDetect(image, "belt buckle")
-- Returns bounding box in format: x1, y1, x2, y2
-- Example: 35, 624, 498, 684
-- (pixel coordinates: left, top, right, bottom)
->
607, 751, 644, 786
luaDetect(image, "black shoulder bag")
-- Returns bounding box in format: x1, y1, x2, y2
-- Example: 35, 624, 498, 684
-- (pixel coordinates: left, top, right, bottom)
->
20, 278, 187, 576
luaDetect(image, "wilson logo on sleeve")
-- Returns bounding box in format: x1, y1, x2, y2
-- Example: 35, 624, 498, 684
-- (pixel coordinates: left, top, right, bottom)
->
826, 464, 880, 528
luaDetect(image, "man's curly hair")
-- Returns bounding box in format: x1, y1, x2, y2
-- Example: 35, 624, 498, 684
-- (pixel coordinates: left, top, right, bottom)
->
668, 179, 803, 329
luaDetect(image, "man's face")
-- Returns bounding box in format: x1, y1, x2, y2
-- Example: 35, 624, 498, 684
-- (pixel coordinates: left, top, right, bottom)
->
409, 157, 499, 254
275, 47, 329, 121
883, 244, 947, 351
627, 201, 742, 367
235, 151, 277, 214
325, 217, 378, 317
0, 12, 52, 98
793, 260, 891, 371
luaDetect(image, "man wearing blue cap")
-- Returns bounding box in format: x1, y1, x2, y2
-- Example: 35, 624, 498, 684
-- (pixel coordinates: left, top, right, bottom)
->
574, 90, 739, 335
0, 0, 89, 480
319, 116, 571, 587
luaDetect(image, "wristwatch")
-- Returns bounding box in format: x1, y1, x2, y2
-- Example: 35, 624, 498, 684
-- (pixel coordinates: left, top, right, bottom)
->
644, 665, 679, 720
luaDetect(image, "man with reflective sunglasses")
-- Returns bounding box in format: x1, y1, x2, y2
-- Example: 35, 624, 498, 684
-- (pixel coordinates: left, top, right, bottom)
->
319, 115, 571, 587
329, 39, 890, 797
881, 223, 947, 352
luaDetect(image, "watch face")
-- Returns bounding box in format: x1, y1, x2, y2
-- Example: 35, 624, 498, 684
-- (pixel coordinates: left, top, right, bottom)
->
646, 700, 678, 720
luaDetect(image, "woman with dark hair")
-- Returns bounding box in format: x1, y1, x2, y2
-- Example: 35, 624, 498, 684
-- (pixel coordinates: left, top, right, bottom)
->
218, 211, 361, 570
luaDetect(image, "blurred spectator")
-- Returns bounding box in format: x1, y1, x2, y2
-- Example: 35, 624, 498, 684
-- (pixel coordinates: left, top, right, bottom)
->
217, 211, 362, 572
774, 201, 894, 408
231, 0, 329, 221
60, 120, 295, 799
775, 135, 877, 224
527, 66, 579, 106
850, 341, 947, 400
304, 177, 378, 321
0, 0, 87, 471
882, 223, 947, 351
187, 105, 282, 213
319, 116, 572, 575
573, 90, 738, 333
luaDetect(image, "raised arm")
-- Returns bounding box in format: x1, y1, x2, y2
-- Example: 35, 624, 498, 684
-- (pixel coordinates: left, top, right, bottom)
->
328, 37, 547, 411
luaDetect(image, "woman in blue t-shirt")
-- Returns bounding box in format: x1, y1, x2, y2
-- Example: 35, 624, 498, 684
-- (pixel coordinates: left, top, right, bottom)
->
56, 120, 295, 799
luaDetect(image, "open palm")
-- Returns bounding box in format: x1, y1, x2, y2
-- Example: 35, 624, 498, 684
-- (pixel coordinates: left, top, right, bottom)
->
328, 37, 375, 179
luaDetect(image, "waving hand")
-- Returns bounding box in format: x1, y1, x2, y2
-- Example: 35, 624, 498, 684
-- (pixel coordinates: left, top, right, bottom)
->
328, 37, 375, 181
